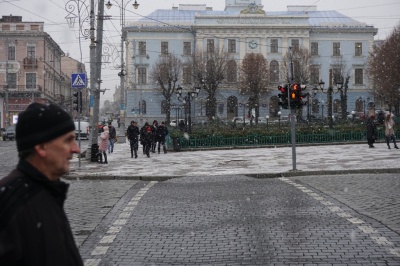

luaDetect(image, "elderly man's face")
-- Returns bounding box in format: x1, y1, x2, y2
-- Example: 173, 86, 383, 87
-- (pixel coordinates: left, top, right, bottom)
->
42, 131, 80, 180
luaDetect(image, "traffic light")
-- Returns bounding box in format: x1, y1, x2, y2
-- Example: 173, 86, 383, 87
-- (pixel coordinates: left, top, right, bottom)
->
73, 91, 82, 113
277, 85, 289, 109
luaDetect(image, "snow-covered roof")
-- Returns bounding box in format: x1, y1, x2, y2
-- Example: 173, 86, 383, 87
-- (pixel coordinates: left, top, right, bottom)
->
136, 9, 368, 28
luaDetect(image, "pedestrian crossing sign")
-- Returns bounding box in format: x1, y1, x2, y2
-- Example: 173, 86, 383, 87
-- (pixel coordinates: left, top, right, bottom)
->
71, 73, 86, 88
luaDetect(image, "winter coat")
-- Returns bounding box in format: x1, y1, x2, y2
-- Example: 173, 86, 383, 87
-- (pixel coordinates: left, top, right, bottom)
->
0, 160, 84, 266
140, 125, 153, 145
108, 125, 117, 140
385, 116, 395, 137
366, 117, 377, 140
156, 125, 169, 142
98, 131, 109, 152
127, 125, 140, 142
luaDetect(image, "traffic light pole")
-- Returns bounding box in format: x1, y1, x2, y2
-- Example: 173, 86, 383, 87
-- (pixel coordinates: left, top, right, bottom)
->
288, 46, 297, 172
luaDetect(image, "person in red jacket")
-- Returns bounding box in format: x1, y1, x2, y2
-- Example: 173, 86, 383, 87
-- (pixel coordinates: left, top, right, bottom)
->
0, 103, 83, 266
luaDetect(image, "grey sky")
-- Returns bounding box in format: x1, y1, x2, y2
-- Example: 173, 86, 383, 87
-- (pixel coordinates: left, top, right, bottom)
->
1, 0, 399, 103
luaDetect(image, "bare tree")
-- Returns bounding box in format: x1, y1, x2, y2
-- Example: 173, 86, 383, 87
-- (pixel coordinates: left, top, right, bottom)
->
238, 53, 270, 122
190, 48, 231, 120
369, 25, 400, 114
280, 47, 311, 84
150, 53, 181, 123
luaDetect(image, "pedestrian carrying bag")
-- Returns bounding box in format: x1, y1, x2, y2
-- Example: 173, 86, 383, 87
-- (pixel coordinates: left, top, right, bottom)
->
114, 136, 118, 143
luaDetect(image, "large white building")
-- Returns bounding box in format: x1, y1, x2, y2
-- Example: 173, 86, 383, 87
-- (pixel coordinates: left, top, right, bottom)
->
122, 0, 377, 124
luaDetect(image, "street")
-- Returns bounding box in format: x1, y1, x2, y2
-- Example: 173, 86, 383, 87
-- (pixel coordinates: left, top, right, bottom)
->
1, 140, 400, 264
66, 174, 400, 265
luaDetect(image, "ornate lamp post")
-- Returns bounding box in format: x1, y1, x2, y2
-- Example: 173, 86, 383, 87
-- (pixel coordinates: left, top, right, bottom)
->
105, 0, 139, 143
313, 79, 343, 129
176, 85, 201, 133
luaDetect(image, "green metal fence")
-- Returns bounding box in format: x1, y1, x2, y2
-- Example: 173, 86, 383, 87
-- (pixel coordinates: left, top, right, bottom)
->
168, 129, 395, 150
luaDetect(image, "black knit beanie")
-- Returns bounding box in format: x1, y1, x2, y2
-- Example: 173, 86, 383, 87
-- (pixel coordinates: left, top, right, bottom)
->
16, 103, 75, 152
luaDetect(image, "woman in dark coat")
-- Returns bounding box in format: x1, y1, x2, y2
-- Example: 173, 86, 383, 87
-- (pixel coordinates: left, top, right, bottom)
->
366, 114, 377, 148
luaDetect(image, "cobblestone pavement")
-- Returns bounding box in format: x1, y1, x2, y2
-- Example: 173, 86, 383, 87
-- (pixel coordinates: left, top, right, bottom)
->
294, 173, 400, 235
76, 175, 400, 265
64, 180, 139, 247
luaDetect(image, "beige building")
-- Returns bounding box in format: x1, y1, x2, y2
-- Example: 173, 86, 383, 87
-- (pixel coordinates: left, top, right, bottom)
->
0, 15, 80, 127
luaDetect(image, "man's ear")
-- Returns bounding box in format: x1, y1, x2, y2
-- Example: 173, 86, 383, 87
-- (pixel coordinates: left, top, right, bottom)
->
34, 143, 47, 158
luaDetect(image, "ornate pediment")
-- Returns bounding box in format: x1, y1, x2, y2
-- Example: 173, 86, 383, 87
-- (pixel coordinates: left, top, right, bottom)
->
240, 3, 265, 14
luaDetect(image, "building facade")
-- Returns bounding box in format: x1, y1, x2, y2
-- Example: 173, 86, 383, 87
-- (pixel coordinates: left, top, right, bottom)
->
123, 0, 377, 125
0, 15, 80, 127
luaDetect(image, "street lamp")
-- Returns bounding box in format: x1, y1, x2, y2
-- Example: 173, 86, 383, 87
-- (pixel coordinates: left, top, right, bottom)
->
239, 102, 249, 127
266, 115, 269, 130
105, 0, 139, 143
313, 79, 343, 129
176, 85, 201, 133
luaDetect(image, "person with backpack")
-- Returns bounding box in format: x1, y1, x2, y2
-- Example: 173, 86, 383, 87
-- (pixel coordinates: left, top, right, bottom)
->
107, 121, 117, 153
156, 121, 169, 154
127, 121, 140, 158
140, 122, 153, 158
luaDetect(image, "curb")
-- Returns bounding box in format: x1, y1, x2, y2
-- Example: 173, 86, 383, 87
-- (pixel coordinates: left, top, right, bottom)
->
63, 168, 400, 181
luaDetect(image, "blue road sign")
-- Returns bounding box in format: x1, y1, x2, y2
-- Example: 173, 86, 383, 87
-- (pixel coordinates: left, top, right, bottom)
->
71, 73, 86, 88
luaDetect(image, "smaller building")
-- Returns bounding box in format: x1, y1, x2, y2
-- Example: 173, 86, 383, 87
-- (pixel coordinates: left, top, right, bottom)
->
0, 15, 65, 127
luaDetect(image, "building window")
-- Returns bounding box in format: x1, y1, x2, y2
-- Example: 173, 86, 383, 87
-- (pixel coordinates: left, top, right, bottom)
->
183, 42, 191, 55
269, 60, 279, 82
291, 39, 299, 52
2, 24, 10, 31
182, 65, 192, 84
310, 66, 320, 84
207, 39, 214, 53
6, 73, 17, 89
228, 39, 236, 53
16, 24, 24, 30
355, 69, 363, 85
333, 99, 341, 113
333, 42, 340, 56
139, 100, 146, 114
161, 42, 168, 55
161, 100, 167, 114
312, 98, 319, 113
31, 25, 39, 31
8, 46, 15, 60
138, 41, 146, 55
218, 103, 224, 114
27, 46, 35, 58
270, 39, 278, 53
355, 42, 362, 56
226, 60, 237, 83
331, 68, 342, 86
26, 73, 37, 89
138, 67, 147, 84
311, 42, 318, 56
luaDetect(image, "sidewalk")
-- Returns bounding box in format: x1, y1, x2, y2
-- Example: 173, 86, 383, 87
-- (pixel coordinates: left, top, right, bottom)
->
66, 141, 400, 180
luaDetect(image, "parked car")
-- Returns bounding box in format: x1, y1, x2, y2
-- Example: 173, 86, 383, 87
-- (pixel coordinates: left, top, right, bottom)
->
232, 117, 248, 125
3, 125, 16, 141
74, 121, 90, 140
170, 119, 185, 127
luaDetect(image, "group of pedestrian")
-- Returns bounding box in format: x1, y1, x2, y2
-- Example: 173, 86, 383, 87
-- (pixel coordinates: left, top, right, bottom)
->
366, 112, 398, 149
127, 120, 168, 158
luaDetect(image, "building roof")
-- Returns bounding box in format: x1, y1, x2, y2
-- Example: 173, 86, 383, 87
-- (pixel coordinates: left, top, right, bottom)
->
134, 9, 370, 29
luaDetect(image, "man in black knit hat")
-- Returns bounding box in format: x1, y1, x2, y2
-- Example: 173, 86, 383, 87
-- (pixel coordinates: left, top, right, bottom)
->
0, 103, 83, 265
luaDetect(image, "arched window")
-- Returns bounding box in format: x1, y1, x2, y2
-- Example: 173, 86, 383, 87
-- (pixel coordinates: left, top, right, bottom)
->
226, 60, 237, 83
227, 96, 238, 119
270, 60, 279, 82
139, 100, 147, 115
355, 98, 363, 112
333, 99, 341, 113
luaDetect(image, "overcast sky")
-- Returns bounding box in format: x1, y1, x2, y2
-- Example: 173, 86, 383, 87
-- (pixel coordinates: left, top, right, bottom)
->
2, 0, 399, 104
